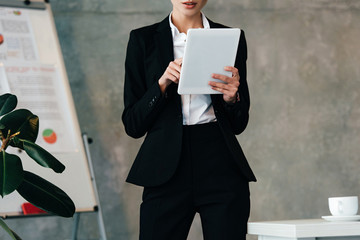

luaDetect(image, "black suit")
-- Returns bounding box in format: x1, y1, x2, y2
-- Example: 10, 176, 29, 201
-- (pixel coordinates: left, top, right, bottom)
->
122, 16, 256, 187
123, 15, 256, 240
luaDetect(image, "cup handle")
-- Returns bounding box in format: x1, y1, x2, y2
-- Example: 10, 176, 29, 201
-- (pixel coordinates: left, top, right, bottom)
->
338, 201, 343, 214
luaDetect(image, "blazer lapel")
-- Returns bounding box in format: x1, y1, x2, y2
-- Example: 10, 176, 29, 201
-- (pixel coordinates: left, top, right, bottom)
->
208, 18, 223, 29
153, 16, 182, 109
154, 17, 174, 73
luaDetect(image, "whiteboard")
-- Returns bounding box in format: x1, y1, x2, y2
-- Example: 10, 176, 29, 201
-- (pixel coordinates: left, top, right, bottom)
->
0, 1, 97, 217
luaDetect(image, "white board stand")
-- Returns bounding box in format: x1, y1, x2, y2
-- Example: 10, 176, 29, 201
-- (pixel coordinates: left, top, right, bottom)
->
0, 1, 107, 239
70, 134, 107, 240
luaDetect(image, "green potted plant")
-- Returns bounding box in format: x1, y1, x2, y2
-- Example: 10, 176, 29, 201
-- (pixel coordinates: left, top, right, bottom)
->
0, 93, 75, 240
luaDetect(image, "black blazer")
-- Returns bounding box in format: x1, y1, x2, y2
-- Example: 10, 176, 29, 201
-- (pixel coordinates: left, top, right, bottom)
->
122, 16, 256, 187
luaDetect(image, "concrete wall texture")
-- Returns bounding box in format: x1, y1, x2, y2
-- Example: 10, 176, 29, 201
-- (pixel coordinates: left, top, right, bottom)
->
2, 0, 360, 239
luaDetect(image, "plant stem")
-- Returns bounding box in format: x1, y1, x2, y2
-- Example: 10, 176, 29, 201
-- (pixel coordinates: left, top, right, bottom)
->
0, 130, 20, 151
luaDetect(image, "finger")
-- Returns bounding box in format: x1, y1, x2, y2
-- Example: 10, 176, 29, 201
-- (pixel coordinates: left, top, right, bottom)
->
211, 86, 237, 102
210, 79, 239, 92
211, 73, 231, 83
169, 61, 182, 73
209, 81, 228, 89
224, 66, 239, 77
174, 58, 183, 66
209, 81, 238, 93
165, 72, 179, 83
211, 74, 239, 88
209, 82, 237, 95
229, 79, 240, 88
166, 67, 180, 80
211, 85, 231, 95
212, 72, 240, 88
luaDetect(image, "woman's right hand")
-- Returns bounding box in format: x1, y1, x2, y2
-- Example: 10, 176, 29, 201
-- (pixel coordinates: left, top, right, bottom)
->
158, 58, 182, 94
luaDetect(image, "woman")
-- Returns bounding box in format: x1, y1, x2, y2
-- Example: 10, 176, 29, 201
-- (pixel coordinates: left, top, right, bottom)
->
122, 0, 256, 239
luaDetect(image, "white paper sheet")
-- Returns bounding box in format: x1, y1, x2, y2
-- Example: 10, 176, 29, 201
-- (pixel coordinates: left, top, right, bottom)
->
1, 63, 77, 153
0, 7, 39, 62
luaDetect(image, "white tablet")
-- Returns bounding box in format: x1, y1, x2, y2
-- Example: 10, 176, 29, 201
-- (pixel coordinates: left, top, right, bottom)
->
177, 28, 241, 95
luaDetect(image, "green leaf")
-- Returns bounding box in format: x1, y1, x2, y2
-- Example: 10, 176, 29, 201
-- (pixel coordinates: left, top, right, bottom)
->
16, 171, 75, 218
22, 139, 65, 173
0, 218, 22, 240
0, 94, 17, 117
0, 151, 24, 197
0, 109, 39, 149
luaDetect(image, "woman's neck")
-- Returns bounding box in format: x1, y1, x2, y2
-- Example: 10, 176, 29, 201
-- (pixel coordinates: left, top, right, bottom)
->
171, 11, 203, 34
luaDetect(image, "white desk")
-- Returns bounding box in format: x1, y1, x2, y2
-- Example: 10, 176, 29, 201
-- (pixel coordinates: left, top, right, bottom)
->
248, 219, 360, 240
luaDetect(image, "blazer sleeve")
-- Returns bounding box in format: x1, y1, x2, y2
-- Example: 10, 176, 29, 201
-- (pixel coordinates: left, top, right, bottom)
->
122, 30, 167, 138
221, 29, 250, 135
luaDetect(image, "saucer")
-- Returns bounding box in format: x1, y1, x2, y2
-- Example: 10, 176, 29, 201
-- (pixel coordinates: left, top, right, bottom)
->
322, 215, 360, 222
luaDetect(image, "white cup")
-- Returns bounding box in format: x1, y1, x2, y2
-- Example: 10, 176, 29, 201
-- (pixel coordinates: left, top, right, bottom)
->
328, 196, 358, 216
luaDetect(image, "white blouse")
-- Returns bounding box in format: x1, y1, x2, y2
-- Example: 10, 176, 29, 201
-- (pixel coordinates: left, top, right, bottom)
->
169, 12, 217, 126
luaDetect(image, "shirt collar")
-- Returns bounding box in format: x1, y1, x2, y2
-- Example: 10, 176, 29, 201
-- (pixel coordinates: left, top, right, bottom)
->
169, 12, 210, 38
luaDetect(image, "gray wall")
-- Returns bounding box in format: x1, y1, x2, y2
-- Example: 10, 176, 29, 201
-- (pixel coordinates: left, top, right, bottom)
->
2, 0, 360, 239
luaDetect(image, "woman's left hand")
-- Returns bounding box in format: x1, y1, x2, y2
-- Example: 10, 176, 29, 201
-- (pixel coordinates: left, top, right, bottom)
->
209, 66, 240, 104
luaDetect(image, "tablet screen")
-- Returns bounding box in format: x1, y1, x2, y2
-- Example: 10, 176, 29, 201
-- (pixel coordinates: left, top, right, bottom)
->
177, 28, 240, 95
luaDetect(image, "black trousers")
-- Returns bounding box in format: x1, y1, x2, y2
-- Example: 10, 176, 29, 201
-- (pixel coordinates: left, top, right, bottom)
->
140, 122, 250, 240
